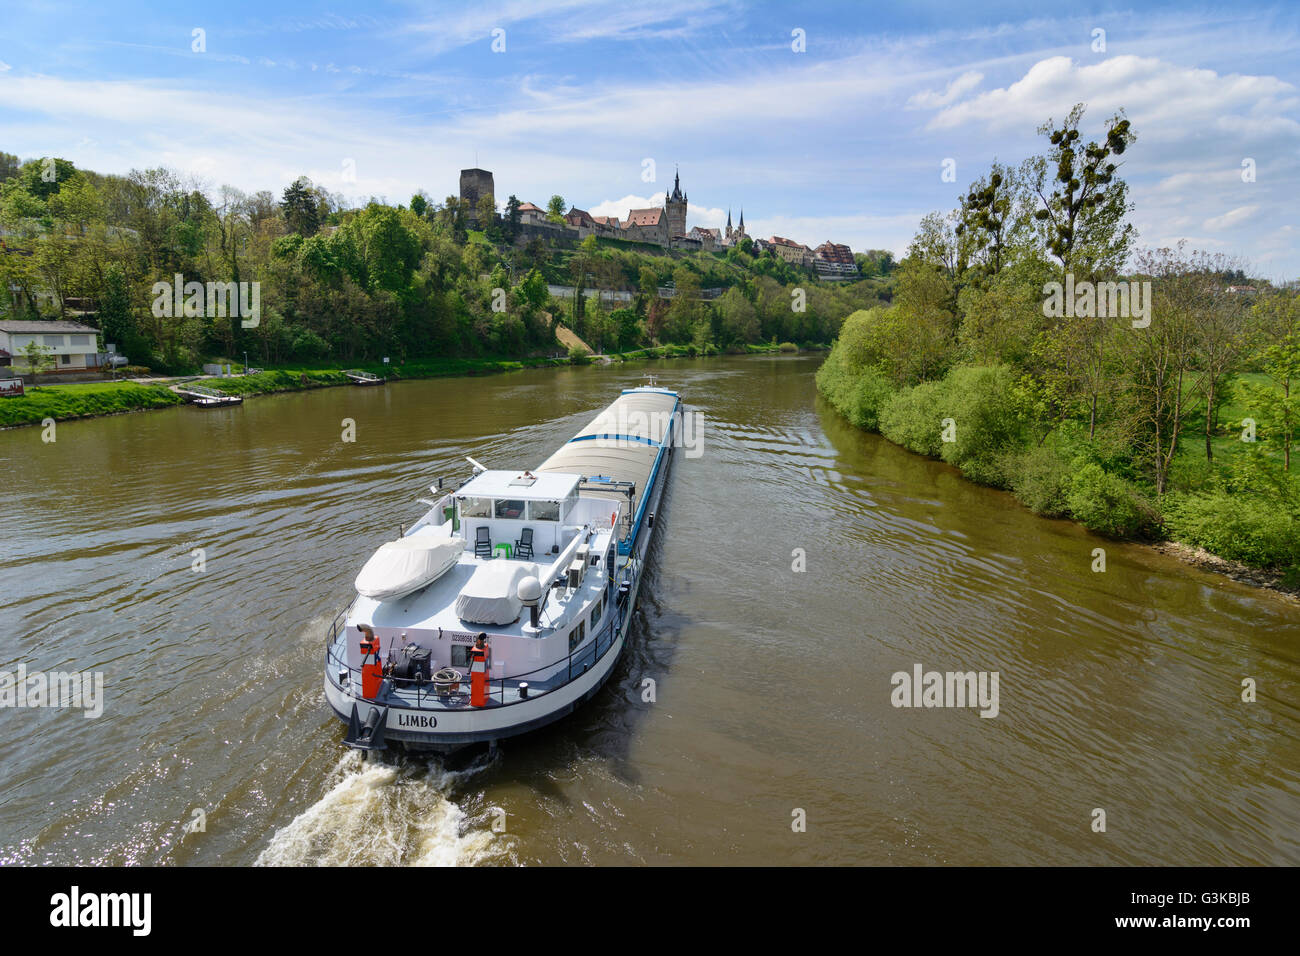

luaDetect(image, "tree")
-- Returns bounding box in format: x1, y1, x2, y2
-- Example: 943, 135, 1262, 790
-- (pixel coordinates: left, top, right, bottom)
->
1250, 292, 1300, 471
546, 195, 566, 224
890, 257, 957, 383
1123, 246, 1203, 496
907, 211, 960, 278
1188, 253, 1253, 461
409, 193, 428, 219
21, 341, 54, 374
281, 176, 321, 236
955, 162, 1024, 278
1026, 104, 1136, 280
475, 193, 497, 233
97, 264, 145, 362
717, 286, 758, 345
505, 195, 522, 241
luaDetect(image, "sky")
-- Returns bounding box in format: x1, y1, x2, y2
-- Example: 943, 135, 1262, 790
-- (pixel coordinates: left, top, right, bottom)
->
1, 0, 1297, 276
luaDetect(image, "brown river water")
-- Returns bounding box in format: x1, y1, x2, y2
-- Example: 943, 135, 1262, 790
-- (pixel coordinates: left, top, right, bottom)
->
0, 354, 1296, 865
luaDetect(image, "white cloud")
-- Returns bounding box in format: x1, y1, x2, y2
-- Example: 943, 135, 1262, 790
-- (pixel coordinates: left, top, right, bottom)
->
0, 61, 11, 72
907, 70, 983, 109
926, 55, 1300, 141
1203, 205, 1261, 231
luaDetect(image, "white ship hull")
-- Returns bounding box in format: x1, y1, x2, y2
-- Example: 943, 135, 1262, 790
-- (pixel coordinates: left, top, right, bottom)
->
322, 386, 679, 752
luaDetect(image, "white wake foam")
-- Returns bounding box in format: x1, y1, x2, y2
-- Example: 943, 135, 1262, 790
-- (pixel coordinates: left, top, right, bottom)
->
257, 750, 505, 867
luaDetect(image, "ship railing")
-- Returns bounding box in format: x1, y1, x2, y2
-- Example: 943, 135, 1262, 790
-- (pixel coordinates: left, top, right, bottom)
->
325, 612, 623, 711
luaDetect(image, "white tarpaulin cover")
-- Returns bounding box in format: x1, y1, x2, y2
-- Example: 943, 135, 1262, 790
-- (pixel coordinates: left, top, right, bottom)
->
455, 560, 540, 625
354, 536, 466, 602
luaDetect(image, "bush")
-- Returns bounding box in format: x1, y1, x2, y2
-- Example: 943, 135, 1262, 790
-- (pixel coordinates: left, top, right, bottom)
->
1009, 443, 1074, 517
1066, 463, 1162, 539
879, 381, 947, 457
568, 346, 591, 365
935, 365, 1028, 487
1164, 492, 1300, 570
777, 341, 798, 352
291, 329, 330, 361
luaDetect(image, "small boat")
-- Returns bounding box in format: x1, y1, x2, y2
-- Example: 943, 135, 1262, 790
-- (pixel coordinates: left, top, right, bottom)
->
323, 386, 681, 752
176, 384, 243, 407
345, 369, 385, 386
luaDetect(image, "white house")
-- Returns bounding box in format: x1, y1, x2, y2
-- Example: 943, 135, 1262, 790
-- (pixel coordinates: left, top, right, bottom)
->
0, 320, 102, 370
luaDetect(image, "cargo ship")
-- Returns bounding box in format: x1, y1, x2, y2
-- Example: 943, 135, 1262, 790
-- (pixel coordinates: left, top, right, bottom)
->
324, 386, 681, 752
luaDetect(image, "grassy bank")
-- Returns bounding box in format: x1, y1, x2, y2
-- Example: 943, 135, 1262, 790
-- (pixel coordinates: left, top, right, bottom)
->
2, 346, 820, 429
0, 381, 185, 427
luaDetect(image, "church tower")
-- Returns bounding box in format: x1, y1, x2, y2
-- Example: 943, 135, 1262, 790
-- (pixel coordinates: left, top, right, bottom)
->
726, 208, 733, 240
665, 167, 687, 239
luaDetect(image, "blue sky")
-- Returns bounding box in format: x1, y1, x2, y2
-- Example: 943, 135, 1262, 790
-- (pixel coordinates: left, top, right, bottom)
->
2, 0, 1297, 275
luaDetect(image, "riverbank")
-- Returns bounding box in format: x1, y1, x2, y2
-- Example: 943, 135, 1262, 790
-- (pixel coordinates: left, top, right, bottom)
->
0, 342, 807, 428
815, 348, 1300, 600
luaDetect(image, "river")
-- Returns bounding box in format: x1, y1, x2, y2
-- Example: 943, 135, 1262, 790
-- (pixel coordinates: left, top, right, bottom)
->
0, 355, 1296, 865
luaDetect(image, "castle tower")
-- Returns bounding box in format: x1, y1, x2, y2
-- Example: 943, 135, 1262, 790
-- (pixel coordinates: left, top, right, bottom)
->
459, 167, 495, 226
665, 167, 687, 239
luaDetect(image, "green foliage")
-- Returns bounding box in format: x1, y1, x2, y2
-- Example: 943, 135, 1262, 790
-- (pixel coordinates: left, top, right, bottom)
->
1164, 492, 1300, 570
879, 381, 947, 457
815, 338, 896, 431
936, 365, 1029, 486
568, 346, 591, 365
1008, 443, 1075, 517
1066, 463, 1161, 538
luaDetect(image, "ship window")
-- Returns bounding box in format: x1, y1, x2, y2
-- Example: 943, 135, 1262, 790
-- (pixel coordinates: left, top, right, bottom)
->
495, 498, 526, 520
568, 619, 585, 652
528, 500, 560, 521
560, 491, 578, 518
460, 497, 491, 518
592, 598, 602, 625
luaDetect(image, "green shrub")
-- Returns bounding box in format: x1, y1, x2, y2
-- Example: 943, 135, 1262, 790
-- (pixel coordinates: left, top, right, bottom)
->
1066, 463, 1162, 539
935, 365, 1028, 487
1009, 443, 1074, 517
844, 367, 895, 432
879, 381, 947, 457
1164, 492, 1300, 570
568, 346, 591, 365
777, 341, 798, 353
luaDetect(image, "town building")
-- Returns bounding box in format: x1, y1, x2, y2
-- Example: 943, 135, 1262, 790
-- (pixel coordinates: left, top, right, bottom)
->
563, 207, 600, 237
622, 206, 669, 246
0, 319, 102, 370
813, 241, 859, 278
768, 236, 814, 267
688, 226, 721, 251
516, 201, 549, 226
724, 209, 750, 245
